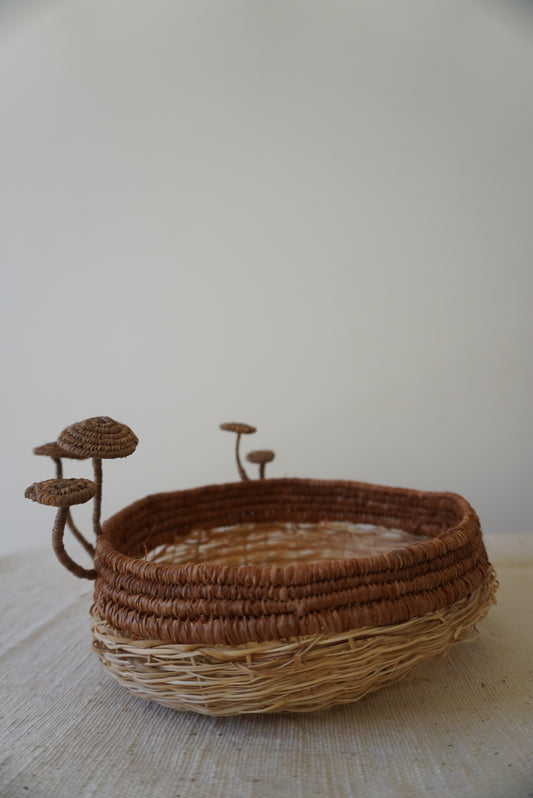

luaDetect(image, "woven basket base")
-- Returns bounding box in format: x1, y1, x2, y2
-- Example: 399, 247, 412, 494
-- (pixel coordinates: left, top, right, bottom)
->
91, 567, 497, 716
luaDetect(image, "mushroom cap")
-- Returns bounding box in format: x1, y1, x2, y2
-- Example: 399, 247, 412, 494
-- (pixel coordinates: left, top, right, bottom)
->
33, 442, 86, 460
25, 478, 96, 507
219, 422, 257, 435
58, 416, 138, 459
246, 449, 275, 465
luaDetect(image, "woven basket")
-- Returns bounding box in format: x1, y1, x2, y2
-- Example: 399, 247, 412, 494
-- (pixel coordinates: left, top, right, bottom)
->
26, 418, 497, 715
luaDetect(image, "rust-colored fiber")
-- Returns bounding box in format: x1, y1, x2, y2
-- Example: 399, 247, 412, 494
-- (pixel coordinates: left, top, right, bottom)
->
247, 450, 275, 479
219, 422, 257, 435
93, 478, 492, 647
33, 442, 86, 460
51, 506, 97, 581
246, 450, 275, 464
219, 422, 256, 481
33, 442, 94, 556
58, 415, 138, 537
25, 478, 97, 579
25, 478, 96, 507
58, 416, 138, 459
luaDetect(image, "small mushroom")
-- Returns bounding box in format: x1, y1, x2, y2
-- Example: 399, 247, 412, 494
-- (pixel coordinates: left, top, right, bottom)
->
33, 441, 94, 557
219, 422, 257, 481
246, 449, 275, 480
33, 442, 85, 477
25, 478, 97, 579
58, 416, 138, 536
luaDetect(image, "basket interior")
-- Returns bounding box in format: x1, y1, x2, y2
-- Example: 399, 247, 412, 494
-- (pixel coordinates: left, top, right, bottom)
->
146, 521, 432, 567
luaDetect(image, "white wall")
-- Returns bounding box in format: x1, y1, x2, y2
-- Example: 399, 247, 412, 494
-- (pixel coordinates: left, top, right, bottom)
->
2, 0, 532, 557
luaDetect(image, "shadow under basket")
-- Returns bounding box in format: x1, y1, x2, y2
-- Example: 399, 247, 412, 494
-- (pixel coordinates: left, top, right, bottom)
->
90, 478, 497, 715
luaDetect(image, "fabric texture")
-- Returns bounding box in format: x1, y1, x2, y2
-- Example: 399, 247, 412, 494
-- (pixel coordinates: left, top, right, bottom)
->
1, 536, 531, 798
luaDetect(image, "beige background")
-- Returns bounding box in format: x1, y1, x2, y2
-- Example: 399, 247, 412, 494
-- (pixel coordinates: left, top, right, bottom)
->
1, 0, 532, 556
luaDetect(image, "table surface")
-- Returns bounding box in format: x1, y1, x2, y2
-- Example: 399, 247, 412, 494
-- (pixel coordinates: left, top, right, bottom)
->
1, 535, 532, 798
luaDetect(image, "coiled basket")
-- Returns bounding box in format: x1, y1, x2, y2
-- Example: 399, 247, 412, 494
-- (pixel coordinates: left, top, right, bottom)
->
26, 417, 497, 716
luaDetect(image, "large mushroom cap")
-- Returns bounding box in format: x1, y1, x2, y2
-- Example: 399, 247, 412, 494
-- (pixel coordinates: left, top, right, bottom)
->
25, 478, 96, 507
219, 422, 257, 435
58, 416, 138, 459
33, 442, 86, 460
246, 449, 275, 465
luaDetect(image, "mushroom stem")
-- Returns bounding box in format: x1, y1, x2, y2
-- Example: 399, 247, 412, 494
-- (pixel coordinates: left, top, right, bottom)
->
259, 462, 266, 480
53, 455, 94, 554
92, 457, 103, 536
51, 506, 96, 580
235, 433, 249, 481
66, 514, 96, 557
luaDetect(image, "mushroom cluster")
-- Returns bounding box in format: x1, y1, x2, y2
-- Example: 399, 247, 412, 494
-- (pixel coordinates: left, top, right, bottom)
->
220, 422, 275, 480
26, 416, 138, 578
27, 415, 274, 578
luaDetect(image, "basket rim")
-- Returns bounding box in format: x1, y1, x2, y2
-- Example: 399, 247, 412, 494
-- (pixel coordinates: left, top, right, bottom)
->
97, 477, 480, 586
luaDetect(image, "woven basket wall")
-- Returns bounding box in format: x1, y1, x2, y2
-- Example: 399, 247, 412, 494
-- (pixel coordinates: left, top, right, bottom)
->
90, 478, 497, 714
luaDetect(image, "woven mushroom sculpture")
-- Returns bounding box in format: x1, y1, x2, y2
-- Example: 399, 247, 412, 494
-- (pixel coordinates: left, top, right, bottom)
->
219, 422, 257, 481
33, 441, 94, 557
246, 449, 275, 480
25, 478, 97, 579
33, 441, 85, 479
58, 417, 138, 536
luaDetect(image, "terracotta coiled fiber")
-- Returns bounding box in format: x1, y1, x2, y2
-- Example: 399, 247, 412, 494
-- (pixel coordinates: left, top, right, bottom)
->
58, 416, 138, 459
94, 478, 490, 647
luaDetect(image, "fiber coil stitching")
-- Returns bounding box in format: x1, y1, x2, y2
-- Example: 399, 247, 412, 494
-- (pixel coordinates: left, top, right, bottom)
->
93, 478, 490, 646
